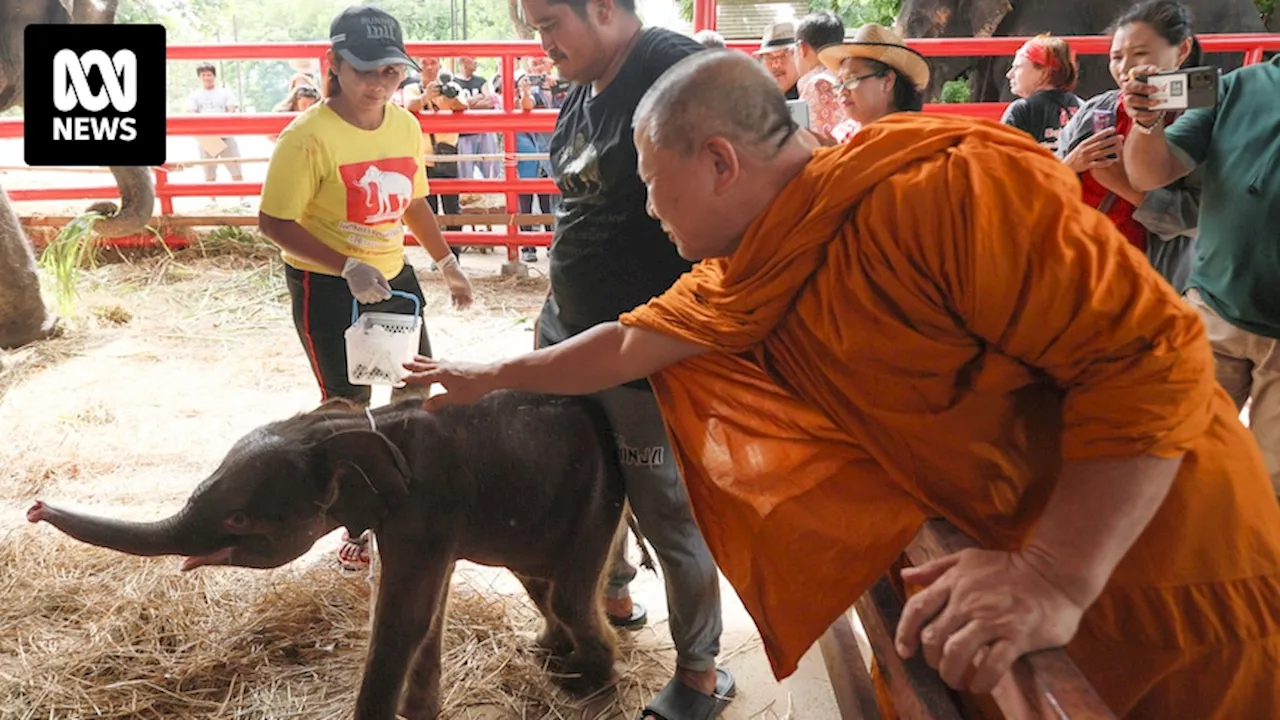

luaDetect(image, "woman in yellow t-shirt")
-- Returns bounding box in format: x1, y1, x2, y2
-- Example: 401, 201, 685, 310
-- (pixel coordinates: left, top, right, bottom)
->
259, 5, 472, 408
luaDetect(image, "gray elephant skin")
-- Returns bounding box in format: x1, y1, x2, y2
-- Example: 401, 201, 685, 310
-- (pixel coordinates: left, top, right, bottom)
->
1, 0, 156, 349
896, 0, 1269, 102
28, 391, 629, 720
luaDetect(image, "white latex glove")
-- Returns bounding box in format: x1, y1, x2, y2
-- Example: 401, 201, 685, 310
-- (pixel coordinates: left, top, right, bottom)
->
439, 258, 473, 310
341, 257, 393, 304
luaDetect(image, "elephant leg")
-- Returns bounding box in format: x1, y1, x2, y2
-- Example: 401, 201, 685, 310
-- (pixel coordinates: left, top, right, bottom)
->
551, 568, 619, 695
0, 184, 60, 350
354, 539, 452, 720
549, 515, 621, 696
515, 573, 572, 657
398, 560, 456, 720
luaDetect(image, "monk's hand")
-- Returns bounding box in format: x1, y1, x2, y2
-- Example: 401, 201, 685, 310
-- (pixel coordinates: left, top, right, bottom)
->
1062, 128, 1122, 174
401, 356, 499, 410
894, 548, 1085, 694
1121, 64, 1164, 130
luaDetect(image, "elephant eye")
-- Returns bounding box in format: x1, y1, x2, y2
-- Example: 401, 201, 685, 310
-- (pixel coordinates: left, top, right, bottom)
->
226, 511, 251, 531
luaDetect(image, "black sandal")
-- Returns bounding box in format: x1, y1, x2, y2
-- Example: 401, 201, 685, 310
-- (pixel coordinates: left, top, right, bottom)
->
637, 668, 735, 720
609, 601, 648, 629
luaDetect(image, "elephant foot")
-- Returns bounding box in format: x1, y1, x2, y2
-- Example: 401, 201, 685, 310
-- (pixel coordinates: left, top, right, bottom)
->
396, 697, 441, 720
534, 625, 575, 658
0, 315, 64, 351
553, 649, 616, 697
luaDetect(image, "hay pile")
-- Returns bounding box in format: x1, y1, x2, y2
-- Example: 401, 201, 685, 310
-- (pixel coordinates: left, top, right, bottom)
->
0, 533, 671, 719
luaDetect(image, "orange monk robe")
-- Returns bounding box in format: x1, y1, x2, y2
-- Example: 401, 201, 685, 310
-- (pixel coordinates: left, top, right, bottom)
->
618, 113, 1280, 717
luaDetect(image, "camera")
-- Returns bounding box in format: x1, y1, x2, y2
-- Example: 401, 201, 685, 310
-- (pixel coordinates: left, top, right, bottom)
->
436, 70, 463, 99
525, 73, 546, 87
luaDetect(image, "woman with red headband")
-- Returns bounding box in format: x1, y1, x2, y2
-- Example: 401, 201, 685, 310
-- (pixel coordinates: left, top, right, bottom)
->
1001, 33, 1081, 152
1057, 0, 1202, 293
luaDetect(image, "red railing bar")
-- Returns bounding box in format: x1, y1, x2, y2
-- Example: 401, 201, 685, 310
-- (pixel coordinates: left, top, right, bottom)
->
729, 33, 1279, 57
163, 35, 1276, 62
693, 0, 717, 32
7, 177, 559, 203
62, 230, 553, 250
164, 40, 545, 61
0, 111, 558, 139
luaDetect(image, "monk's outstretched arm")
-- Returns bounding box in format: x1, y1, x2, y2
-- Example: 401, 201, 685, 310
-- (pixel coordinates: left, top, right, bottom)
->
403, 322, 708, 406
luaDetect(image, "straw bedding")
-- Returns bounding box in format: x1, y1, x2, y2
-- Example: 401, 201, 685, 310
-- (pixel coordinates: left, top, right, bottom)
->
0, 533, 671, 719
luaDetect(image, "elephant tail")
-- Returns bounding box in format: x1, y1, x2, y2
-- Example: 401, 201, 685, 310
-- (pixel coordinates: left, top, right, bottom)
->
626, 510, 657, 574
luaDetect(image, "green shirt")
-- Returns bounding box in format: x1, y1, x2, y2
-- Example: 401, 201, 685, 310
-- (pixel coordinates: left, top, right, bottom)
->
1165, 56, 1280, 339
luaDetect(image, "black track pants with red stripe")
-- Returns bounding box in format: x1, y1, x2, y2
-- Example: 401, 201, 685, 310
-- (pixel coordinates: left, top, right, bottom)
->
285, 263, 433, 404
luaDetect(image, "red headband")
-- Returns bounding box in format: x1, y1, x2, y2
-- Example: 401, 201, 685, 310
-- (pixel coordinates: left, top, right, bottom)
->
1018, 40, 1063, 71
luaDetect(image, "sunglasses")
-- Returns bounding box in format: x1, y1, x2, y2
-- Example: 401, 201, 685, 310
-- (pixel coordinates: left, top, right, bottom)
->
839, 71, 887, 91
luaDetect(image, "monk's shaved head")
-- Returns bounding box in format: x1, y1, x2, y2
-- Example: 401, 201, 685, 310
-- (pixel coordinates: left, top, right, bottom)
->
633, 50, 796, 158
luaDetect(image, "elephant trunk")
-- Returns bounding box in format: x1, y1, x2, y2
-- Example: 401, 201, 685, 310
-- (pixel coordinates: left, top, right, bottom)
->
27, 499, 215, 559
88, 166, 156, 239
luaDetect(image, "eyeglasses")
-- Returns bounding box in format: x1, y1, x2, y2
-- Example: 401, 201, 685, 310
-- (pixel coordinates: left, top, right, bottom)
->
839, 71, 886, 91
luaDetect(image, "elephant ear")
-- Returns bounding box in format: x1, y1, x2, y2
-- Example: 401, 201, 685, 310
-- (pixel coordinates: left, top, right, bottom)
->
969, 0, 1012, 37
316, 429, 413, 536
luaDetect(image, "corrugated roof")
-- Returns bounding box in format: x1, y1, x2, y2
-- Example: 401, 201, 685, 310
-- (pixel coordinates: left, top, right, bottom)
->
716, 0, 811, 41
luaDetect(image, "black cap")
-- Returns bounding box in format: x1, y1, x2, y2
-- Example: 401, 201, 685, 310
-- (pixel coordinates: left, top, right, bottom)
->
329, 6, 419, 73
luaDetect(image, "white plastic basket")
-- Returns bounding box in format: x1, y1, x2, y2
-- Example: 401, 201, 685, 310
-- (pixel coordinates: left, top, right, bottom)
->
344, 290, 422, 387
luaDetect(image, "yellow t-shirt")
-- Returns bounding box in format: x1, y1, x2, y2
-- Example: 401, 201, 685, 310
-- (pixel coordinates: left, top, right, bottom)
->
260, 101, 429, 279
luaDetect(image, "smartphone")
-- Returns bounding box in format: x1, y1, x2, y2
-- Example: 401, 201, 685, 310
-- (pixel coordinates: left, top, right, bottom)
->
1135, 66, 1220, 111
786, 99, 811, 131
1092, 108, 1117, 160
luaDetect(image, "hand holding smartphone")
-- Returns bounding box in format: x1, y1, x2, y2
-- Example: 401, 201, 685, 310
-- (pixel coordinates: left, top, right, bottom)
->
1132, 66, 1220, 111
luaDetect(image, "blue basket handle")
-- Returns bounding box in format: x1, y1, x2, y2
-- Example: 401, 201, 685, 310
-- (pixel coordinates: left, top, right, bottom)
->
350, 290, 422, 326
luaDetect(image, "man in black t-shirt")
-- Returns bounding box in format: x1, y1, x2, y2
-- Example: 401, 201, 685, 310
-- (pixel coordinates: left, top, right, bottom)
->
455, 56, 500, 179
523, 0, 734, 716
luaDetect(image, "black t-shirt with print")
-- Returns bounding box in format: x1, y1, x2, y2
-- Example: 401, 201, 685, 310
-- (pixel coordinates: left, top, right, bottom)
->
456, 73, 488, 137
544, 28, 706, 337
1001, 89, 1082, 152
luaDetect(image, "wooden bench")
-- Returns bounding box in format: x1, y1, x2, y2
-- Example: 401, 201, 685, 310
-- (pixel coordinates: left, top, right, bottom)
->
819, 520, 1116, 720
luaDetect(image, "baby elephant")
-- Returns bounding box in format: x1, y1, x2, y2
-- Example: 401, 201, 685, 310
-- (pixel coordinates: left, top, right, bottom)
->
27, 391, 627, 720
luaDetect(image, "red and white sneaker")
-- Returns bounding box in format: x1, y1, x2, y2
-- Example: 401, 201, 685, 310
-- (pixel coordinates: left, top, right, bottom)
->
338, 529, 372, 572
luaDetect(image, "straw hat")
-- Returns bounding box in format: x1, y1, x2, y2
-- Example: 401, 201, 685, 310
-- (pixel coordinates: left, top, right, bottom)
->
818, 23, 931, 91
753, 21, 798, 55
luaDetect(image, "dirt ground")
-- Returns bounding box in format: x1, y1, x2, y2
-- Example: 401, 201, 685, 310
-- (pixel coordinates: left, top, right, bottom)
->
0, 230, 841, 718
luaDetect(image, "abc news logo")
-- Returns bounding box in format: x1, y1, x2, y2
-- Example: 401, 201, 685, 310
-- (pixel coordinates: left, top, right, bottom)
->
25, 24, 166, 167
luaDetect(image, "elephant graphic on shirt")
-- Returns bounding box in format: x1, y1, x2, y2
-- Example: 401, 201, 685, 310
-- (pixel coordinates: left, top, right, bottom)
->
356, 166, 413, 224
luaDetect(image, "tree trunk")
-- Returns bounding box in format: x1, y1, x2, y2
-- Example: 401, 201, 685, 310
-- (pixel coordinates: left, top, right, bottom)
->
507, 0, 535, 40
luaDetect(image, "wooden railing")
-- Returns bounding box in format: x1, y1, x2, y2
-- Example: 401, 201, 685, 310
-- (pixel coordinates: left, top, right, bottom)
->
819, 520, 1116, 720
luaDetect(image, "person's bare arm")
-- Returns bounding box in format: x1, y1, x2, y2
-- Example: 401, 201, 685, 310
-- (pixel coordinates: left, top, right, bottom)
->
467, 81, 496, 109
257, 212, 346, 273
404, 83, 428, 113
1025, 455, 1181, 605
401, 198, 456, 266
1120, 65, 1198, 191
1123, 122, 1193, 191
403, 322, 707, 407
895, 453, 1182, 692
1089, 155, 1147, 206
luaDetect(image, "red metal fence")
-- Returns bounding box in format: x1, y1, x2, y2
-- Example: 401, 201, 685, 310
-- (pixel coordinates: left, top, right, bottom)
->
3, 34, 1277, 257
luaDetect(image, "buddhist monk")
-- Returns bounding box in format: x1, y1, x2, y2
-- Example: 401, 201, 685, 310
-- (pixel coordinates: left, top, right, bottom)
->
402, 50, 1280, 717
